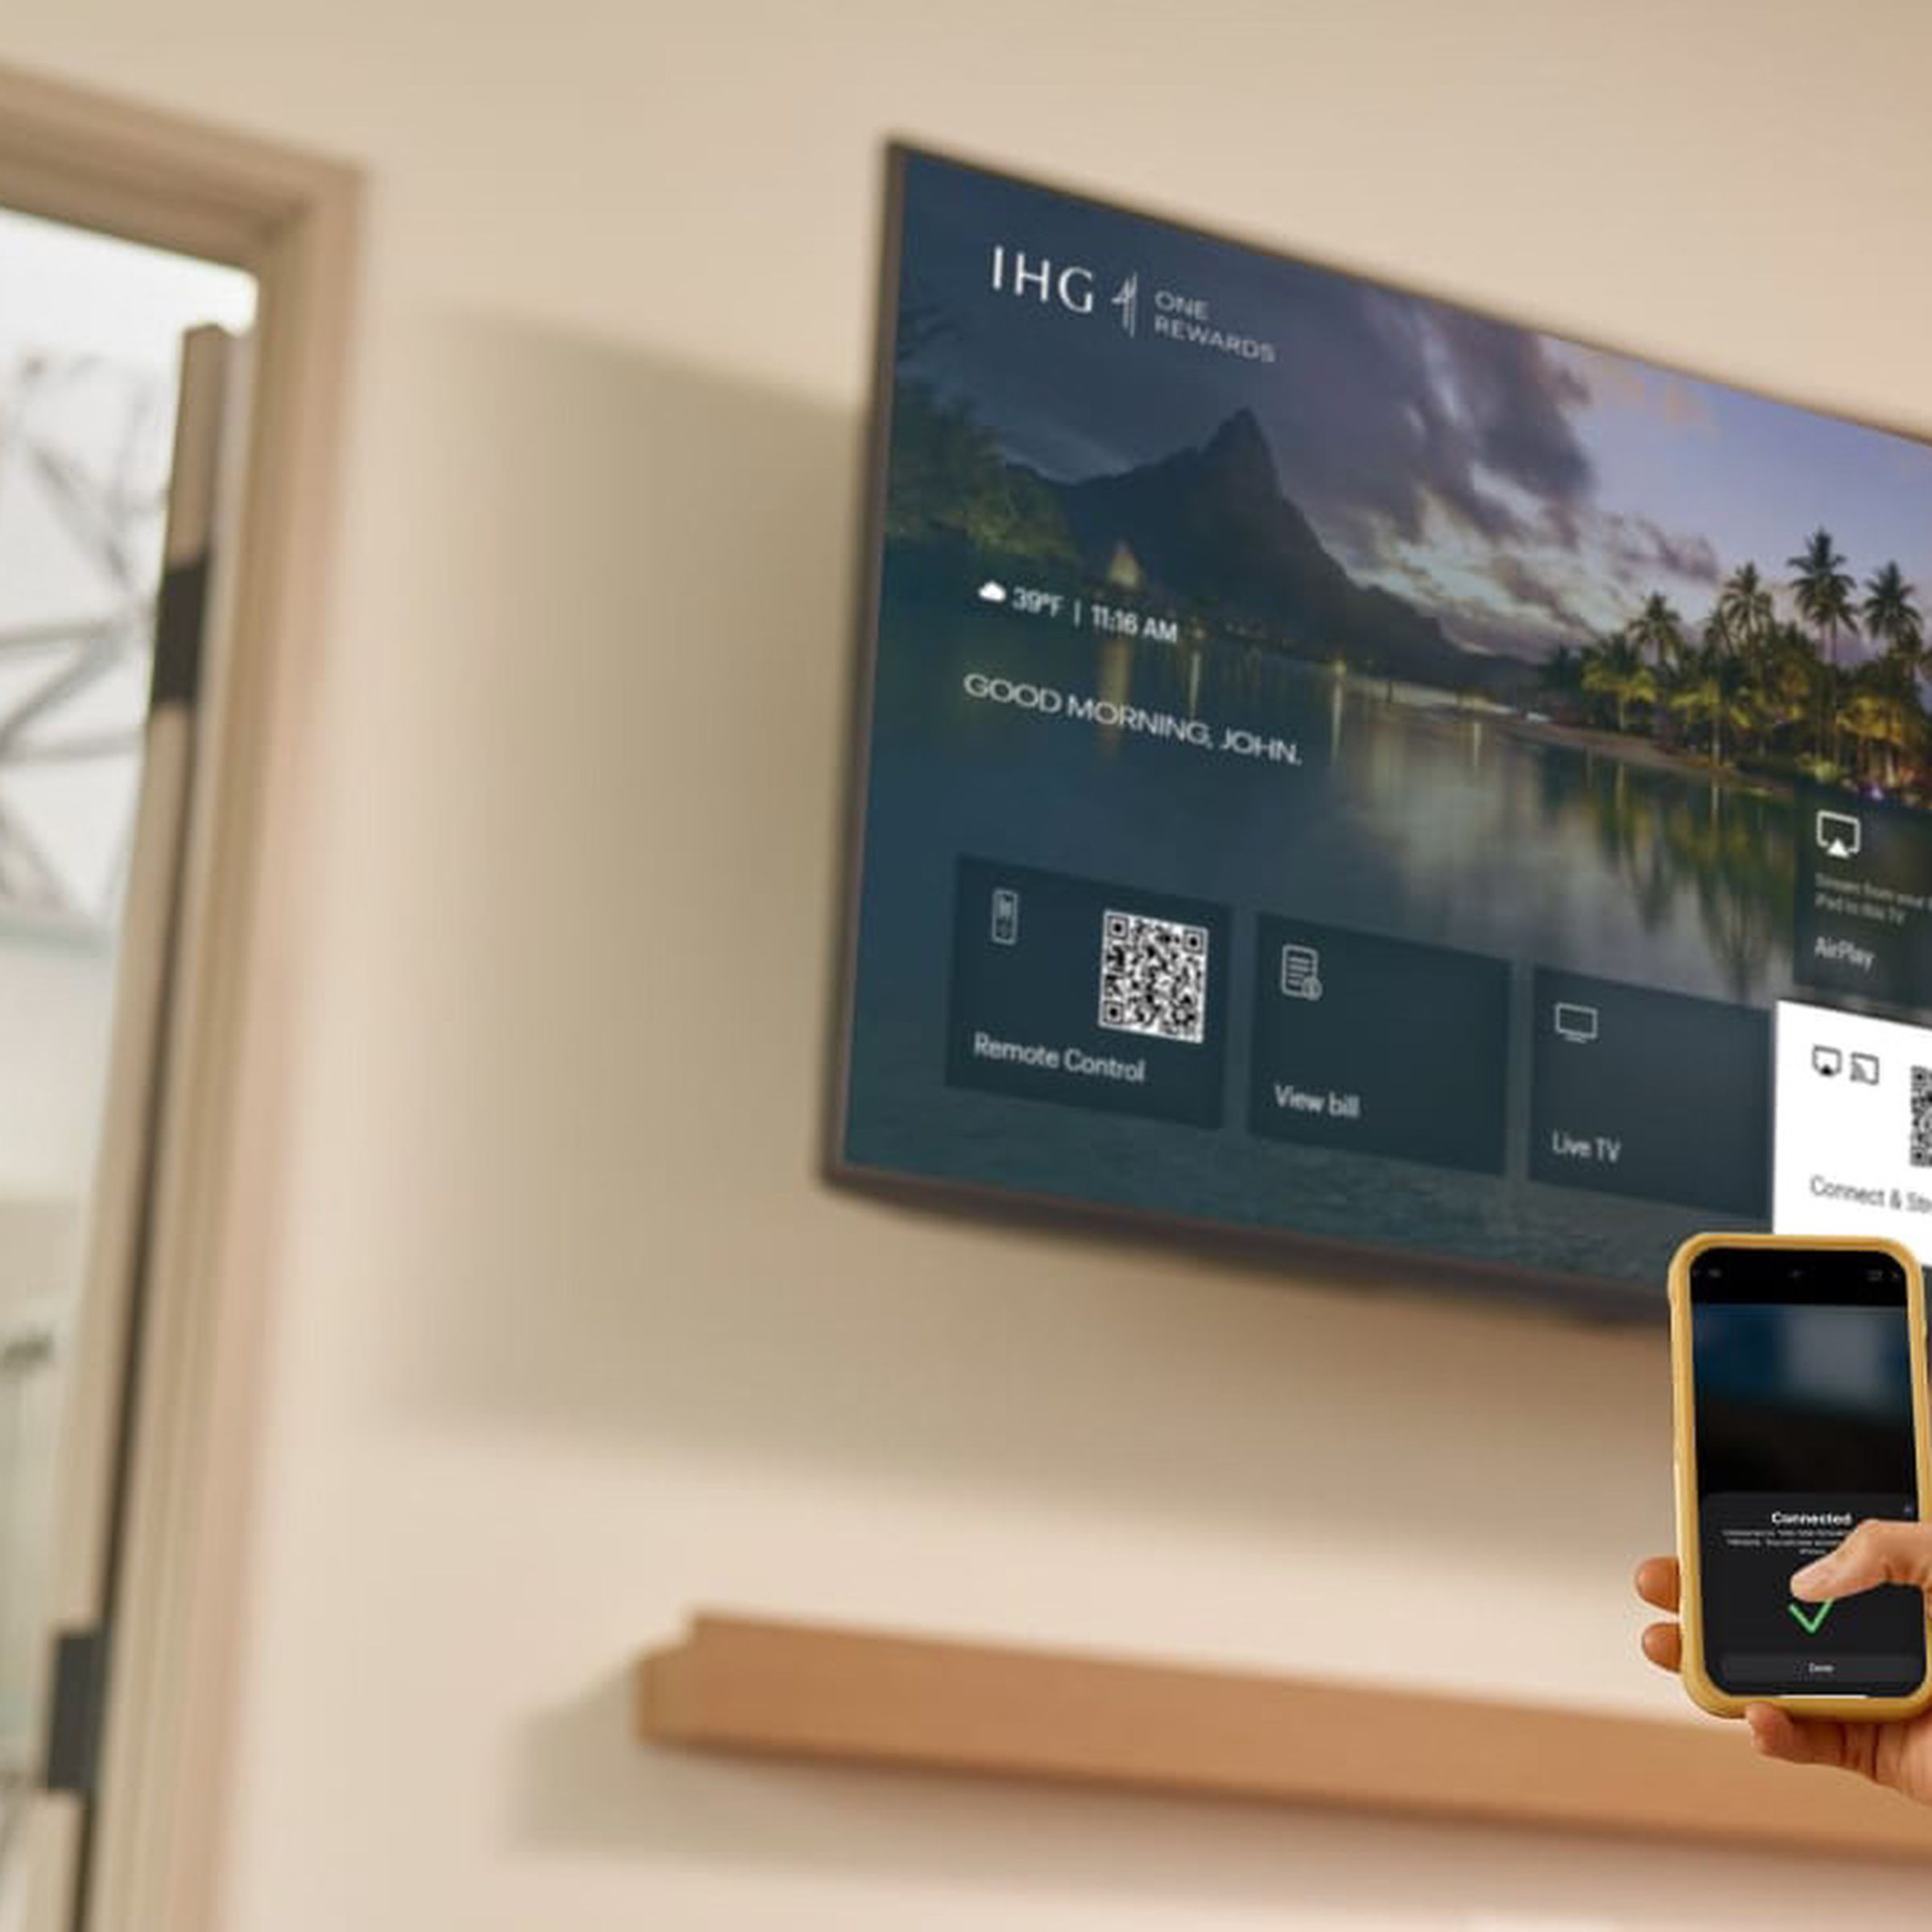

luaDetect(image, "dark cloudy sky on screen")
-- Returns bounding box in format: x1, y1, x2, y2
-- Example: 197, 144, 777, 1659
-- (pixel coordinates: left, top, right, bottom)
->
897, 154, 1932, 663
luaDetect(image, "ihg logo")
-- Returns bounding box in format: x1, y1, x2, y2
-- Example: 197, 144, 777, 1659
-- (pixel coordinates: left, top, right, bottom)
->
988, 246, 1139, 336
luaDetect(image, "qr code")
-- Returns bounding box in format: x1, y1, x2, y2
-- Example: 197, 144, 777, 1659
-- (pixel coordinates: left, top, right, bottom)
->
1913, 1066, 1932, 1167
1097, 909, 1208, 1044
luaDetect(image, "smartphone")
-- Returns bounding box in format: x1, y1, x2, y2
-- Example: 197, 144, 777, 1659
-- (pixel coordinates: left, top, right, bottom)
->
1670, 1232, 1932, 1719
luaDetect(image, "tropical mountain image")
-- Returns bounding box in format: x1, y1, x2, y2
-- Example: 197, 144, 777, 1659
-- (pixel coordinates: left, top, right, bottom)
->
884, 157, 1932, 803
890, 385, 1531, 700
893, 368, 1932, 792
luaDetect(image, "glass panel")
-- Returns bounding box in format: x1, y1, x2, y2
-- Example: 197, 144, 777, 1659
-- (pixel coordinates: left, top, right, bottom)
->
0, 208, 253, 1924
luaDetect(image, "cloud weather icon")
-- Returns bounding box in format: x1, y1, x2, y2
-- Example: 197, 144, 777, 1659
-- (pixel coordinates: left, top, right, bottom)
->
977, 580, 1009, 604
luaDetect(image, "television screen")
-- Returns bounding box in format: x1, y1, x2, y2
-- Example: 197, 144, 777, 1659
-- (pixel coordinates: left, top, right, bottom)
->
834, 146, 1932, 1311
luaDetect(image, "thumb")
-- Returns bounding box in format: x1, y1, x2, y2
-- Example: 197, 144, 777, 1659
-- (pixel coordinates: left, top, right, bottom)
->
1790, 1519, 1932, 1602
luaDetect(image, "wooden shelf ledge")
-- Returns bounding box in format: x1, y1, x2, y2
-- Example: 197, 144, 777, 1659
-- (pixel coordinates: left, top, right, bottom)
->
638, 1612, 1932, 1861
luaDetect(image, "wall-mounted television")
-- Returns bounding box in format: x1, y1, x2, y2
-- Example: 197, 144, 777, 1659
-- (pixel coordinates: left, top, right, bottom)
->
834, 145, 1932, 1313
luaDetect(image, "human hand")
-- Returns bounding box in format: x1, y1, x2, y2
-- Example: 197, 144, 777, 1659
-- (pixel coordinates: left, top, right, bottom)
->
1636, 1523, 1932, 1803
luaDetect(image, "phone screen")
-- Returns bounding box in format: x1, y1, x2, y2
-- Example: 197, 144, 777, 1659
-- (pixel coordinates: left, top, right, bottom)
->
1690, 1245, 1926, 1698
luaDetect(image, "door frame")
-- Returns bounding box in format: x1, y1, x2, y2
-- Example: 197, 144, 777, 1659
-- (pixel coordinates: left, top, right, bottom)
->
0, 61, 360, 1932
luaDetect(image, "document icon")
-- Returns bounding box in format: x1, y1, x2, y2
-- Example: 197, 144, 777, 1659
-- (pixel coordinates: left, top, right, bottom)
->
1280, 943, 1323, 1001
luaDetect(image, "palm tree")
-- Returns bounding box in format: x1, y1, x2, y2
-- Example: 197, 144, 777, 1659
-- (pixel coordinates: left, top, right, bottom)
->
1670, 646, 1752, 766
1699, 610, 1754, 758
1539, 643, 1593, 724
1757, 621, 1827, 759
1839, 684, 1917, 786
1863, 561, 1924, 667
1629, 592, 1686, 668
1628, 595, 1686, 745
1790, 530, 1859, 663
1542, 643, 1584, 696
1838, 648, 1926, 789
1790, 529, 1859, 766
1581, 634, 1657, 733
1718, 563, 1775, 654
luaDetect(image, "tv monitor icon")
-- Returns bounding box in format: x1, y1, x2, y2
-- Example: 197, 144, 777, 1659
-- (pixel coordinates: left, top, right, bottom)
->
1554, 1001, 1599, 1045
1816, 809, 1863, 861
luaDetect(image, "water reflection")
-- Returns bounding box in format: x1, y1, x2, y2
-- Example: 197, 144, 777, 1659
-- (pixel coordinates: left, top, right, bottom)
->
900, 601, 1795, 1008
1531, 741, 1790, 999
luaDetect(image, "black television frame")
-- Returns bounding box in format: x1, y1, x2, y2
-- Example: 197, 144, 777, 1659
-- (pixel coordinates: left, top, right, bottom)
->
824, 140, 1932, 1323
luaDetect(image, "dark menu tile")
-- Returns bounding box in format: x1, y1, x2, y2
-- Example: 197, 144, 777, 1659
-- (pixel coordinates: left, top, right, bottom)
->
1794, 784, 1932, 1011
1530, 968, 1769, 1217
1246, 916, 1509, 1174
946, 857, 1231, 1128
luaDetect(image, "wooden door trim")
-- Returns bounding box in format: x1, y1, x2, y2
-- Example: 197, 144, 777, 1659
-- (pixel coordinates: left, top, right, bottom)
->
0, 59, 361, 1932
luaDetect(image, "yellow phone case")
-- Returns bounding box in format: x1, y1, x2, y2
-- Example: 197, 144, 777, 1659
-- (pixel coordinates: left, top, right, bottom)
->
1670, 1230, 1932, 1720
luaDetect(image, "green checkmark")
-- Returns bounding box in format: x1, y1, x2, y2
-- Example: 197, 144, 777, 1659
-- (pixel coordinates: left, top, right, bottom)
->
1789, 1600, 1835, 1635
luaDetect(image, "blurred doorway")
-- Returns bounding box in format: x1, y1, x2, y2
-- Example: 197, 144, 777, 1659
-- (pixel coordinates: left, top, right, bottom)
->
0, 209, 253, 1930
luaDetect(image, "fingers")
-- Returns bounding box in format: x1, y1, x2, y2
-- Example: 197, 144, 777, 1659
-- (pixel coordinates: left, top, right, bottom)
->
1635, 1557, 1681, 1675
1790, 1520, 1932, 1602
1634, 1556, 1681, 1613
1744, 1704, 1880, 1781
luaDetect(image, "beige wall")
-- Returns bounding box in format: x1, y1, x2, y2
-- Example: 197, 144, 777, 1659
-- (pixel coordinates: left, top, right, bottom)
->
9, 1, 1932, 1923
